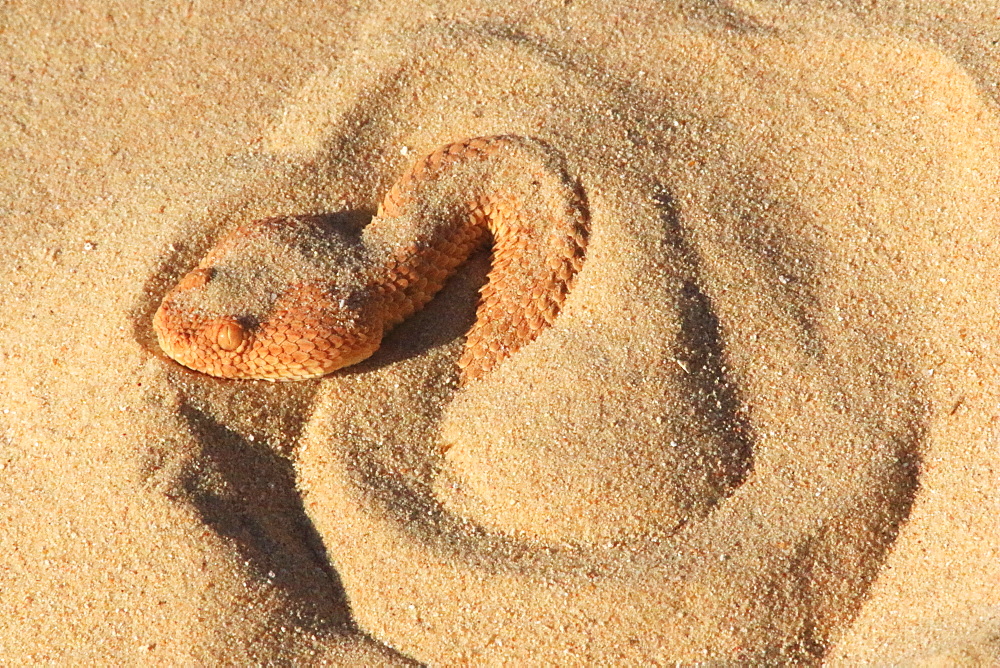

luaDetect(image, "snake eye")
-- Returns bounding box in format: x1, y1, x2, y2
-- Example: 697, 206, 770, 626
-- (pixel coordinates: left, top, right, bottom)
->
213, 319, 245, 351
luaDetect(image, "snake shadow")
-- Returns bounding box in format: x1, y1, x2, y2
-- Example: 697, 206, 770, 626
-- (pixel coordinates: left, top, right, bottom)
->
175, 402, 353, 632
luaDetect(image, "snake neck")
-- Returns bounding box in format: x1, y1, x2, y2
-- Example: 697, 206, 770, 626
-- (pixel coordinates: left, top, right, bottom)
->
362, 136, 588, 382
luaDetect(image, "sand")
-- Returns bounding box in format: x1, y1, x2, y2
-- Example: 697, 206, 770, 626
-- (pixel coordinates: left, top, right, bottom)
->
2, 0, 999, 664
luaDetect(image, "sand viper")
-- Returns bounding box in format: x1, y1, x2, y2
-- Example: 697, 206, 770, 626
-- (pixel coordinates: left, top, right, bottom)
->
153, 136, 589, 382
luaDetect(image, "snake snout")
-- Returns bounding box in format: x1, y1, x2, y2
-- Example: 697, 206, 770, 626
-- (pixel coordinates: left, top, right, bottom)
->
176, 266, 214, 291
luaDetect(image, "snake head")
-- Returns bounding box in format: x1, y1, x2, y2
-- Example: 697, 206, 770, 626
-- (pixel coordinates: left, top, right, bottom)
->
153, 216, 385, 380
154, 276, 384, 380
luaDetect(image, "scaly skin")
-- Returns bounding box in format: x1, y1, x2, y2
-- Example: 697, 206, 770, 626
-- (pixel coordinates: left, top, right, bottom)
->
153, 136, 589, 382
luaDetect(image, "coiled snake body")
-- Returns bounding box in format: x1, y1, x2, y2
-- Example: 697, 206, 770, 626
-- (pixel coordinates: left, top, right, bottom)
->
154, 136, 588, 382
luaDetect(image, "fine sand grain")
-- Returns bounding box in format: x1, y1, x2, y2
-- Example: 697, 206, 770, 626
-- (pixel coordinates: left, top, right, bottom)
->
2, 1, 999, 664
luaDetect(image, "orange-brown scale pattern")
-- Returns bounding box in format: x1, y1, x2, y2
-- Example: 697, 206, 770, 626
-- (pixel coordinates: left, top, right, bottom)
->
154, 135, 588, 382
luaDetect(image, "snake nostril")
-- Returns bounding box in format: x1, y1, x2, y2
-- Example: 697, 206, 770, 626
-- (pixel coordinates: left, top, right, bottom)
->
215, 319, 245, 351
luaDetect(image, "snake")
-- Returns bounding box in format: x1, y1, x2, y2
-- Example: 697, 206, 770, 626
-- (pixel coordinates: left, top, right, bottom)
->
153, 136, 589, 383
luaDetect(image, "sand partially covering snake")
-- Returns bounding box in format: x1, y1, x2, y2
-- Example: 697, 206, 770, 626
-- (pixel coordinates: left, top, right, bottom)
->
153, 136, 588, 382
